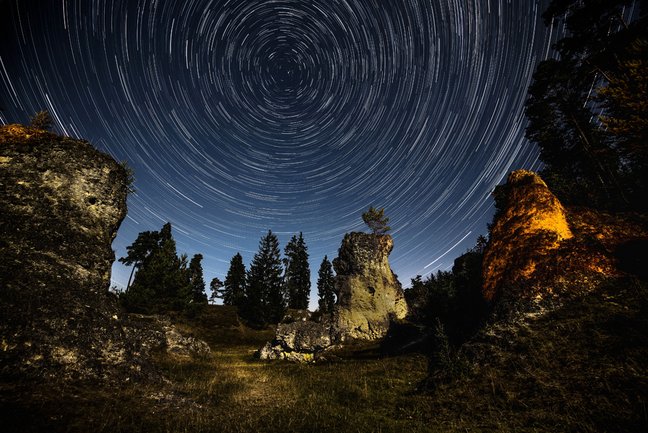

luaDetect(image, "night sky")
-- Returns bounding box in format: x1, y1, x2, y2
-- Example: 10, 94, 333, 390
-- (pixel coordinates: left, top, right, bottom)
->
0, 0, 559, 308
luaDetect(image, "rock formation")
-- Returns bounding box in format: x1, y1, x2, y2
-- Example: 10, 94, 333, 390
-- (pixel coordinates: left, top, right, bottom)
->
259, 232, 407, 361
0, 125, 207, 383
481, 169, 648, 310
482, 170, 573, 302
332, 232, 408, 341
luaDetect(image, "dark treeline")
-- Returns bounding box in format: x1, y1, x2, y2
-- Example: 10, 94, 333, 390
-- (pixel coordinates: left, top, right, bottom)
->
404, 235, 489, 346
117, 207, 390, 324
119, 225, 336, 327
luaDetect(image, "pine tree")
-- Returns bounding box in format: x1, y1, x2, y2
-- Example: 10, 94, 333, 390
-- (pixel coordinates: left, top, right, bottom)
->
209, 277, 223, 304
317, 255, 336, 314
124, 234, 181, 312
362, 206, 391, 234
119, 222, 198, 313
118, 230, 159, 289
283, 232, 311, 309
244, 230, 284, 326
222, 253, 246, 306
188, 254, 207, 304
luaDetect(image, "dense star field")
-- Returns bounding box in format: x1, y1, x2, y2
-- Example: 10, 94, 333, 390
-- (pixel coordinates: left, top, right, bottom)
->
0, 0, 559, 306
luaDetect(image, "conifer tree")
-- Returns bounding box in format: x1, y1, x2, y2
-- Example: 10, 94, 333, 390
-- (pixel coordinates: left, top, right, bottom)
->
317, 256, 336, 314
209, 277, 223, 304
283, 232, 311, 309
244, 230, 284, 326
526, 0, 647, 209
222, 253, 246, 307
362, 206, 391, 234
188, 254, 207, 304
124, 234, 181, 312
120, 222, 198, 313
118, 230, 159, 289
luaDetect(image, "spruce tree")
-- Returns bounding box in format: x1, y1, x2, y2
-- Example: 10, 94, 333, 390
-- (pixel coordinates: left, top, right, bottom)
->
317, 255, 336, 314
283, 232, 311, 309
223, 253, 246, 307
188, 254, 207, 304
244, 230, 284, 326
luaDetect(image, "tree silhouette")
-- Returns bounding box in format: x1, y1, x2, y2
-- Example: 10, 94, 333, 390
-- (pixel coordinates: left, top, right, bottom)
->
284, 232, 310, 309
244, 230, 284, 326
29, 110, 52, 130
526, 0, 647, 209
188, 254, 207, 304
209, 277, 223, 304
222, 253, 247, 307
362, 206, 391, 235
317, 256, 336, 314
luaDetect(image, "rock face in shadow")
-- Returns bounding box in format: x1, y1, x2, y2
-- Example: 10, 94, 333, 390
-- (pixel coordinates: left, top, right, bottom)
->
259, 233, 407, 361
482, 170, 573, 303
0, 125, 207, 383
332, 233, 408, 341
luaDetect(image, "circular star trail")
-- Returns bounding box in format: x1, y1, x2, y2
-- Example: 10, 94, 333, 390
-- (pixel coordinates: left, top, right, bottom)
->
0, 0, 558, 306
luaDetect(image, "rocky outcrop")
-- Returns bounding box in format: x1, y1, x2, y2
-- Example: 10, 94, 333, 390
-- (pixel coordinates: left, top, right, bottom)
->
333, 233, 408, 341
0, 125, 207, 383
258, 320, 332, 362
482, 170, 573, 302
481, 169, 648, 311
260, 232, 407, 361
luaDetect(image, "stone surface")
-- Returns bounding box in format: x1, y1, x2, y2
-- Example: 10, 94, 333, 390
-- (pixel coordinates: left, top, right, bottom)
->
260, 232, 408, 361
0, 125, 207, 383
128, 315, 211, 358
482, 170, 573, 302
333, 233, 408, 341
258, 320, 332, 362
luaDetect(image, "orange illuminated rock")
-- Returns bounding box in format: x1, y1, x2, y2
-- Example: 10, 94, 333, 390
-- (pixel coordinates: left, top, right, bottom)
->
482, 170, 573, 301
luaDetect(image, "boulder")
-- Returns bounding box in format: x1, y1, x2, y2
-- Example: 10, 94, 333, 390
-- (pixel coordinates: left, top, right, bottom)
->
258, 320, 332, 362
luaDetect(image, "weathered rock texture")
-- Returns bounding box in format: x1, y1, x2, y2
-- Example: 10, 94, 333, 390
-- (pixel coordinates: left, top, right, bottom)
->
482, 170, 573, 302
0, 125, 207, 383
258, 320, 332, 362
260, 232, 407, 361
333, 233, 408, 341
482, 169, 648, 311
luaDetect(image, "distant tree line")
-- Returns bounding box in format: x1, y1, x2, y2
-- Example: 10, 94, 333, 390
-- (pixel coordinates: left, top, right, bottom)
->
120, 225, 337, 326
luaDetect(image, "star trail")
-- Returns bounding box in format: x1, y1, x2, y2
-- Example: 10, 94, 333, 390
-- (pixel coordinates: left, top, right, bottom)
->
0, 0, 559, 307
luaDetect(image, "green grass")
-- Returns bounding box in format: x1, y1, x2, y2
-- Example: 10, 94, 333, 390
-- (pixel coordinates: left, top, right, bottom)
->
2, 284, 648, 433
